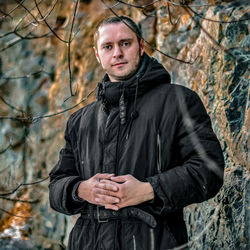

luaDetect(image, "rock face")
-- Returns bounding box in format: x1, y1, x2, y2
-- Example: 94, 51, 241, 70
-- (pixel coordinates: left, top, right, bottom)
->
0, 0, 249, 249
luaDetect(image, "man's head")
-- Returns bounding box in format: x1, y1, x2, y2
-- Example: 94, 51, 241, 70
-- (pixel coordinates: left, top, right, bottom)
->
93, 16, 144, 82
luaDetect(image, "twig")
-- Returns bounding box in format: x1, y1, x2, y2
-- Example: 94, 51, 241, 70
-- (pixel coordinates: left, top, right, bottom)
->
0, 176, 49, 196
34, 0, 70, 43
0, 196, 40, 204
0, 9, 13, 20
0, 142, 12, 154
115, 0, 218, 8
183, 5, 249, 69
0, 86, 96, 123
116, 0, 161, 9
101, 0, 196, 64
67, 0, 80, 97
0, 96, 25, 113
0, 208, 32, 219
0, 28, 61, 53
0, 70, 52, 80
15, 0, 40, 24
167, 2, 175, 26
0, 37, 23, 53
171, 203, 222, 250
32, 86, 96, 122
188, 5, 250, 24
0, 0, 26, 21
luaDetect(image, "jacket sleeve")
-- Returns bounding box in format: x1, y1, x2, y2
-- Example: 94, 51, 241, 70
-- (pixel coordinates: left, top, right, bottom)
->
146, 88, 224, 214
48, 117, 86, 215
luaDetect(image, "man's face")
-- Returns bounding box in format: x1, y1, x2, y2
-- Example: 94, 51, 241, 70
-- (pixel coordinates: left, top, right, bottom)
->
94, 22, 144, 82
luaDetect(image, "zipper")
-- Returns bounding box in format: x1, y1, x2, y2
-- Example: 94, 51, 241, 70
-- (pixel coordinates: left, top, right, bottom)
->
157, 132, 162, 173
149, 228, 155, 250
114, 111, 121, 250
115, 119, 121, 175
133, 235, 137, 250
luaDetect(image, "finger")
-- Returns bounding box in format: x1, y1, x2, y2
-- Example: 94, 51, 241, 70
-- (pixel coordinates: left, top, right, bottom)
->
94, 187, 118, 197
105, 204, 119, 211
95, 194, 120, 205
100, 179, 117, 184
110, 176, 127, 183
95, 173, 114, 180
95, 181, 118, 191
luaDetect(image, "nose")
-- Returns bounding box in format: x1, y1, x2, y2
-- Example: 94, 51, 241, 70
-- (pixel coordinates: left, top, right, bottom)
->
113, 45, 123, 58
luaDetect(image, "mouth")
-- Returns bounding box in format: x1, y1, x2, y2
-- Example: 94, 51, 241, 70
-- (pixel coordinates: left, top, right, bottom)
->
112, 62, 127, 67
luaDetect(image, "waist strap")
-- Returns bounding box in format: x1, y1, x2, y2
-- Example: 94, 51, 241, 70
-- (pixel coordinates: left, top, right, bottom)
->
81, 206, 157, 228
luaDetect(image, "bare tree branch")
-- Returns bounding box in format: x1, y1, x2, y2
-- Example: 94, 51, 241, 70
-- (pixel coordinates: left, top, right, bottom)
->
0, 0, 26, 21
0, 8, 13, 20
102, 0, 196, 64
164, 0, 237, 8
115, 0, 218, 9
183, 5, 249, 69
0, 36, 23, 53
15, 0, 40, 24
0, 176, 49, 196
188, 5, 250, 24
67, 0, 80, 98
0, 28, 62, 53
172, 202, 222, 250
115, 0, 161, 9
0, 207, 32, 218
0, 0, 46, 40
0, 70, 52, 80
0, 96, 25, 113
167, 1, 178, 26
34, 0, 70, 43
0, 86, 96, 123
0, 141, 12, 154
0, 196, 40, 204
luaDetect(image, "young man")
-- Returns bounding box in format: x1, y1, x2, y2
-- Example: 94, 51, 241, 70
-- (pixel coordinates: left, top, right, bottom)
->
49, 16, 224, 249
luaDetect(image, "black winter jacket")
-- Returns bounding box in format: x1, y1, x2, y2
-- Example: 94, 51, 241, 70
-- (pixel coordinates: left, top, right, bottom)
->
49, 54, 224, 250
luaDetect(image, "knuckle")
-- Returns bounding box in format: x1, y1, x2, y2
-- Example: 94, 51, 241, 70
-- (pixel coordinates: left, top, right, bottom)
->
119, 186, 125, 193
111, 197, 117, 203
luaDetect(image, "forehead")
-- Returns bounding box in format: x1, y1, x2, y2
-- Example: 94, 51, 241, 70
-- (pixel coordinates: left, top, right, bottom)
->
97, 22, 137, 46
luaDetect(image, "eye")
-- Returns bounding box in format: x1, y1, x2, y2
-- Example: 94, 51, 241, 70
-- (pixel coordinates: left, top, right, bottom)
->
121, 41, 130, 47
103, 45, 112, 50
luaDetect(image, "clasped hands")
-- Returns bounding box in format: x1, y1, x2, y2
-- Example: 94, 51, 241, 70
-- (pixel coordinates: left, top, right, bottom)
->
77, 173, 154, 211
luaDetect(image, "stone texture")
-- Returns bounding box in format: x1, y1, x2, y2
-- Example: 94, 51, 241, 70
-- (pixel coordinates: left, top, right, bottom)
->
0, 0, 249, 249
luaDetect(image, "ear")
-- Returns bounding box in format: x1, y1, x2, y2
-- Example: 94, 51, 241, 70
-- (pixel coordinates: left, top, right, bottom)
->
93, 46, 100, 63
140, 39, 144, 56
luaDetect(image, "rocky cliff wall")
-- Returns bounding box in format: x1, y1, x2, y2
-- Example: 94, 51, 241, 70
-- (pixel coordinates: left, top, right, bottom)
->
0, 0, 249, 249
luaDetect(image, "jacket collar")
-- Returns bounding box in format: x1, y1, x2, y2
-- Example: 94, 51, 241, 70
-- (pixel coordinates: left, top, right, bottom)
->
97, 53, 171, 105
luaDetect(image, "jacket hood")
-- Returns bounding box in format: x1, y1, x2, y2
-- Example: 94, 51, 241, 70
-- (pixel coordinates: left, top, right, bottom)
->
97, 53, 171, 105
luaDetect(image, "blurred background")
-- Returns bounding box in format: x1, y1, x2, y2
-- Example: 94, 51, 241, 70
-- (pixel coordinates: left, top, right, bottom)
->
0, 0, 249, 249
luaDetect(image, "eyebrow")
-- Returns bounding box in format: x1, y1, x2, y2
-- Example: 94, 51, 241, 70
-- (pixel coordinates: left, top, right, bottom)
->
100, 38, 133, 47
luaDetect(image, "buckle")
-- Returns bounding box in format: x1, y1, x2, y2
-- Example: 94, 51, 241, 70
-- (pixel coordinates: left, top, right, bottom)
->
97, 206, 108, 223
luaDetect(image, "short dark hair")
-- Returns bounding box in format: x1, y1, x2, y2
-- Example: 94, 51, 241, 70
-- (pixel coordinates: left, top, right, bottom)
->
94, 16, 142, 48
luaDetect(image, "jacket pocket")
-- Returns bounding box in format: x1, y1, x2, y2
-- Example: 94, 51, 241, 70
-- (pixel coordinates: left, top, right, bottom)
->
68, 218, 94, 250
